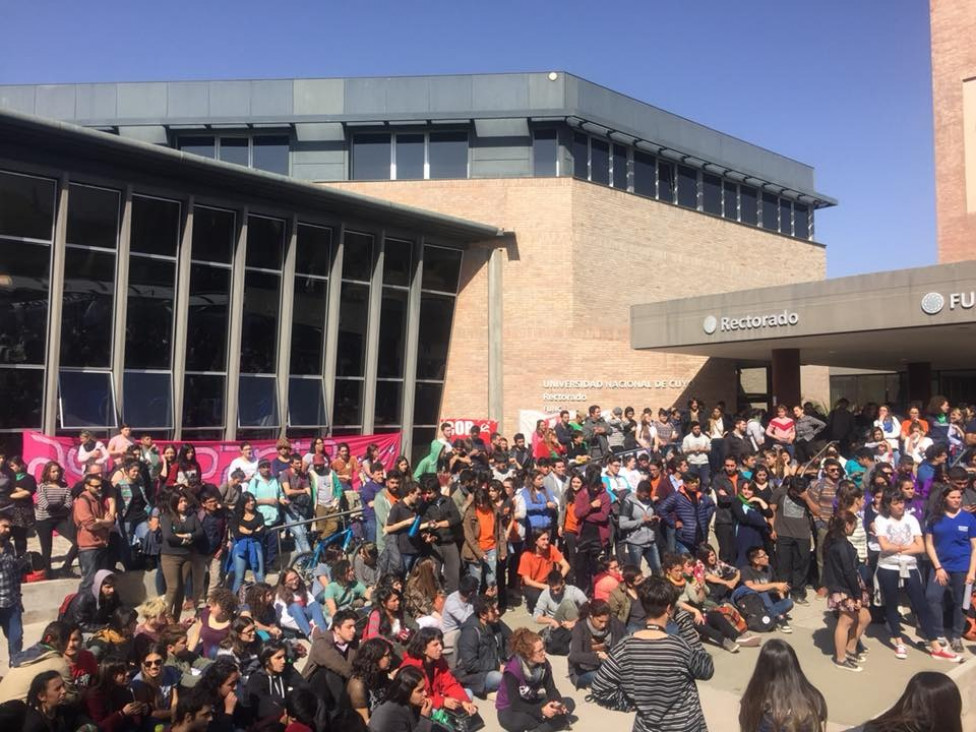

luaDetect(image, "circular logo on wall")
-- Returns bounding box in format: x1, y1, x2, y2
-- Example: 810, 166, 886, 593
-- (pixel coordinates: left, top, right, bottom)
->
702, 315, 718, 334
920, 292, 945, 315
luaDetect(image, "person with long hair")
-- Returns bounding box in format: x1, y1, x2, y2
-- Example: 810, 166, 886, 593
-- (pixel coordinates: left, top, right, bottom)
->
244, 640, 307, 724
765, 404, 796, 457
23, 669, 92, 732
924, 483, 976, 656
557, 474, 582, 581
130, 643, 180, 728
368, 665, 434, 732
520, 470, 557, 539
404, 556, 443, 619
242, 582, 282, 641
738, 639, 827, 732
159, 490, 204, 619
363, 586, 411, 660
822, 511, 871, 672
348, 637, 394, 725
567, 599, 625, 689
302, 436, 329, 471
496, 627, 574, 732
187, 587, 238, 660
461, 483, 506, 594
274, 568, 328, 639
193, 659, 243, 732
863, 671, 962, 732
176, 444, 201, 486
400, 627, 477, 715
229, 491, 265, 592
34, 460, 78, 577
83, 657, 147, 732
159, 445, 179, 490
216, 616, 262, 686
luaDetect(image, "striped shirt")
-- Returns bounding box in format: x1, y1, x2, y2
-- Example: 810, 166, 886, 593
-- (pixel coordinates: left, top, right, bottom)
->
35, 481, 73, 522
591, 614, 714, 732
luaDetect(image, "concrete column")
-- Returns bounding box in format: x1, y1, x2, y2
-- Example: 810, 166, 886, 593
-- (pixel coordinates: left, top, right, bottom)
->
111, 185, 134, 421
171, 198, 194, 439
362, 231, 386, 434
276, 216, 299, 437
322, 225, 345, 431
907, 362, 932, 405
42, 175, 69, 435
400, 237, 424, 458
770, 348, 801, 408
487, 246, 504, 423
223, 209, 248, 441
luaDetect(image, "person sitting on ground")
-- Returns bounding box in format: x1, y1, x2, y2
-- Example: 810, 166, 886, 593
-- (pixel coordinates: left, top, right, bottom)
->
83, 657, 148, 732
863, 671, 962, 732
517, 531, 570, 615
533, 570, 588, 637
87, 606, 139, 664
215, 616, 262, 686
404, 557, 443, 620
22, 669, 97, 732
302, 608, 359, 711
347, 637, 395, 726
455, 597, 512, 699
607, 564, 647, 634
738, 639, 827, 732
591, 556, 623, 601
244, 640, 308, 725
161, 623, 212, 688
441, 575, 479, 636
241, 582, 282, 641
131, 643, 181, 729
400, 627, 478, 715
696, 543, 740, 604
367, 665, 435, 732
567, 599, 626, 689
323, 558, 370, 617
273, 568, 329, 639
63, 569, 121, 633
0, 621, 80, 704
168, 686, 213, 732
495, 627, 575, 732
283, 687, 321, 732
193, 659, 246, 732
362, 586, 413, 661
134, 597, 173, 643
740, 546, 794, 634
186, 587, 238, 661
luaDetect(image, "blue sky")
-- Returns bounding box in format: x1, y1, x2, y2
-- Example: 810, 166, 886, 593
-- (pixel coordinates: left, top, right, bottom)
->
0, 1, 934, 278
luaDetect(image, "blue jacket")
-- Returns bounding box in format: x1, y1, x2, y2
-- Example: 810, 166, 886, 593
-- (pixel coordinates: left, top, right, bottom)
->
657, 487, 715, 549
731, 499, 771, 567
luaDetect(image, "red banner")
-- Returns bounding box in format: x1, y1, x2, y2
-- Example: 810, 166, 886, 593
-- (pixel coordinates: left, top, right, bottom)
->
21, 430, 402, 487
439, 418, 498, 445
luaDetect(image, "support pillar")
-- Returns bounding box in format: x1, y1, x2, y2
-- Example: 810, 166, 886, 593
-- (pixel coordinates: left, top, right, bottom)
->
770, 349, 801, 409
907, 362, 932, 406
487, 247, 504, 425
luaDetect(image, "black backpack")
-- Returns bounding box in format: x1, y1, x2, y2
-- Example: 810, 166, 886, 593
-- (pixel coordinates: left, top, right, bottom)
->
734, 591, 776, 632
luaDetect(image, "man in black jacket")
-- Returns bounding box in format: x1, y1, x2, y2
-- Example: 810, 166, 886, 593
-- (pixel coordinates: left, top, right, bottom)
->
455, 597, 511, 698
419, 476, 463, 593
711, 457, 741, 565
724, 416, 753, 464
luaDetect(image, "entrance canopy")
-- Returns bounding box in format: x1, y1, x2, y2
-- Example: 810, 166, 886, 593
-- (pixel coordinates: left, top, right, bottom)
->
631, 261, 976, 371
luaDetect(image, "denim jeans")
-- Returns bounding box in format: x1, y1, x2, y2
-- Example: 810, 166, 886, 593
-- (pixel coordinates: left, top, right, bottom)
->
0, 604, 23, 661
288, 601, 329, 637
675, 538, 695, 556
926, 569, 968, 640
574, 669, 599, 689
232, 548, 265, 593
877, 567, 935, 640
262, 523, 280, 571
467, 548, 498, 588
78, 547, 107, 597
625, 543, 661, 575
758, 591, 794, 619
289, 518, 311, 554
482, 670, 503, 694
688, 462, 710, 489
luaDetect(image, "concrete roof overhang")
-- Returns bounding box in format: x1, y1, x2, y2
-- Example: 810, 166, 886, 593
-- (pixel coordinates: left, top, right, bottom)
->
630, 262, 976, 371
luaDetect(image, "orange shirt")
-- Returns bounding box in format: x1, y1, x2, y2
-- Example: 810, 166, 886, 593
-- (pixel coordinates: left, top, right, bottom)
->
518, 546, 564, 585
563, 501, 580, 535
475, 506, 496, 552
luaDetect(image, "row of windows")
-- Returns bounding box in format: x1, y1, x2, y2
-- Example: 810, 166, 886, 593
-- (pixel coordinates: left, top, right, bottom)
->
0, 168, 462, 438
177, 134, 290, 176
565, 132, 812, 240
351, 131, 469, 181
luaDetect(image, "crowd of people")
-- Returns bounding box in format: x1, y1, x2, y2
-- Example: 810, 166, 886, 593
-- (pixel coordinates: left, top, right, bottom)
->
0, 393, 971, 731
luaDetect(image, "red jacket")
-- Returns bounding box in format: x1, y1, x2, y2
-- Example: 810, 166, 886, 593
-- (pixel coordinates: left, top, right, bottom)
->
399, 653, 470, 708
573, 486, 611, 544
73, 491, 110, 549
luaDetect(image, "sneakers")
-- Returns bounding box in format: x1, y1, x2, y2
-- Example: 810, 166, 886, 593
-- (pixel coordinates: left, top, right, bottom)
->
778, 620, 793, 634
721, 638, 740, 653
793, 596, 810, 606
930, 647, 963, 663
950, 638, 964, 654
894, 643, 908, 660
832, 657, 862, 673
737, 633, 762, 648
847, 650, 868, 664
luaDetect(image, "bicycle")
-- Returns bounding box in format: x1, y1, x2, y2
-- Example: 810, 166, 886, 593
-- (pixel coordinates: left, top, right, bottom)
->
290, 523, 364, 586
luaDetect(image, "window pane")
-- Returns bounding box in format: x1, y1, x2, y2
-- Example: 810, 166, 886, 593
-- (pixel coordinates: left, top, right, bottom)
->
702, 174, 722, 215
0, 171, 55, 240
296, 224, 331, 276
241, 271, 280, 374
422, 246, 461, 293
59, 370, 116, 428
375, 380, 402, 426
533, 130, 557, 177
125, 257, 175, 369
239, 374, 279, 427
343, 231, 374, 282
179, 136, 216, 159
428, 131, 468, 179
413, 382, 444, 425
246, 215, 284, 270
67, 184, 119, 249
411, 426, 437, 464
590, 139, 610, 185
739, 185, 758, 225
192, 206, 235, 264
677, 166, 698, 209
123, 371, 172, 428
762, 193, 779, 230
186, 264, 230, 372
383, 238, 412, 288
61, 248, 115, 368
183, 374, 224, 428
794, 204, 810, 239
0, 368, 43, 429
219, 138, 249, 167
131, 195, 180, 257
337, 282, 369, 378
417, 295, 455, 380
780, 200, 793, 235
658, 161, 674, 203
612, 145, 628, 189
0, 239, 49, 364
572, 133, 588, 180
290, 276, 327, 375
378, 289, 408, 378
288, 377, 326, 427
633, 152, 655, 197
722, 182, 738, 220
333, 379, 363, 426
352, 133, 391, 181
252, 136, 290, 175
395, 134, 424, 180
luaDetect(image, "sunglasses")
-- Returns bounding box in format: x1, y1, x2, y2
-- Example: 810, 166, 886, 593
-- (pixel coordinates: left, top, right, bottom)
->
143, 659, 163, 668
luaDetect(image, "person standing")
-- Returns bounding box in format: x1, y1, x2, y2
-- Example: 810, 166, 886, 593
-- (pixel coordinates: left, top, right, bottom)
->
0, 515, 27, 663
573, 466, 611, 594
822, 512, 871, 672
107, 425, 134, 466
249, 459, 285, 571
2, 456, 37, 556
73, 473, 114, 597
35, 461, 78, 578
808, 458, 843, 597
793, 405, 826, 463
227, 443, 259, 484
711, 457, 741, 565
160, 491, 205, 619
656, 473, 715, 556
681, 422, 712, 489
772, 475, 814, 606
419, 477, 463, 595
617, 480, 661, 575
582, 405, 612, 460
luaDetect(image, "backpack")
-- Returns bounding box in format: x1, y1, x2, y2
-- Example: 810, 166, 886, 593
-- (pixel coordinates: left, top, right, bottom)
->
57, 592, 79, 622
733, 591, 776, 632
544, 625, 572, 656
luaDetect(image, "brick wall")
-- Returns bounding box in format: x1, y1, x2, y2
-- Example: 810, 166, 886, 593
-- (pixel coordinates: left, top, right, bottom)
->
328, 178, 828, 435
932, 0, 976, 262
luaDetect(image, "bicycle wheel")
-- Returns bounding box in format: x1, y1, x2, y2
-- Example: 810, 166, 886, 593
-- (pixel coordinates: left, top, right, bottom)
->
290, 551, 317, 584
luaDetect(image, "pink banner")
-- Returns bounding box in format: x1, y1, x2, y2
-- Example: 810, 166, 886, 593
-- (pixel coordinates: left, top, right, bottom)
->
21, 430, 402, 487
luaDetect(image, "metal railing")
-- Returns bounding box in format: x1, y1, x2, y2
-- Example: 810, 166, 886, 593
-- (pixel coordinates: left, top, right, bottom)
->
265, 505, 364, 566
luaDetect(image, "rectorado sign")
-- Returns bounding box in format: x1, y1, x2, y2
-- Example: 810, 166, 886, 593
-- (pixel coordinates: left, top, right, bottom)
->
703, 310, 799, 334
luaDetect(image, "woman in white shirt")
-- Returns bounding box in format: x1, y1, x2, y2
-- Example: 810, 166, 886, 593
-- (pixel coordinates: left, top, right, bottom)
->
873, 405, 902, 456
902, 421, 933, 465
873, 491, 948, 661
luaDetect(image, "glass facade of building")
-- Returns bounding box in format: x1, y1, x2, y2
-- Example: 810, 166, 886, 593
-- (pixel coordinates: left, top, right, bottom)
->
0, 163, 464, 453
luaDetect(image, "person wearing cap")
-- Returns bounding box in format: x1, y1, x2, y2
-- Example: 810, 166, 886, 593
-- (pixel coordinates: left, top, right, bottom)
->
248, 460, 286, 571
227, 443, 259, 484
271, 438, 293, 479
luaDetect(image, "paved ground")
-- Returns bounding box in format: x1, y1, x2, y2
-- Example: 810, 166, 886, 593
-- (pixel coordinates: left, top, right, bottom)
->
8, 534, 975, 731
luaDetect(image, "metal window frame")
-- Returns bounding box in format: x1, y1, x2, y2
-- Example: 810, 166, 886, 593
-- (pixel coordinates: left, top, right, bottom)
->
64, 181, 122, 250
57, 368, 119, 430
237, 372, 281, 429
121, 369, 175, 430
531, 128, 560, 177
286, 374, 328, 428
0, 169, 58, 244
